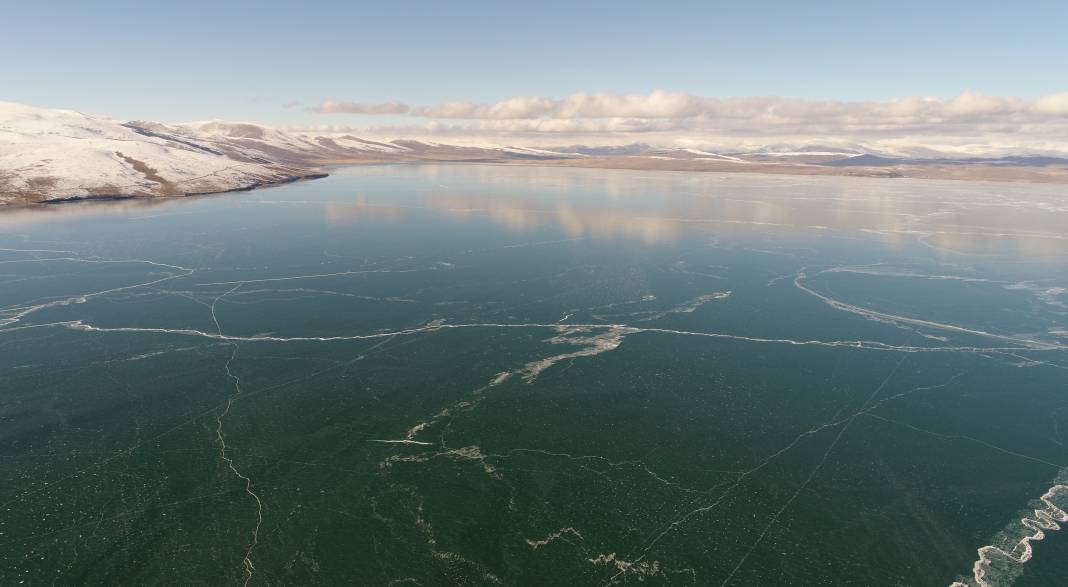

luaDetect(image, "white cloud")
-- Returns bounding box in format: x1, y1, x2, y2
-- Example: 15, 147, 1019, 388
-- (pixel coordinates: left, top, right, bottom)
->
554, 91, 704, 118
411, 91, 703, 120
296, 90, 1068, 156
308, 100, 410, 115
1033, 92, 1068, 116
410, 90, 1068, 127
413, 96, 557, 119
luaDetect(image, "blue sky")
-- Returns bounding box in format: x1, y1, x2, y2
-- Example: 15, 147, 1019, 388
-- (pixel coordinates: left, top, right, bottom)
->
4, 0, 1067, 125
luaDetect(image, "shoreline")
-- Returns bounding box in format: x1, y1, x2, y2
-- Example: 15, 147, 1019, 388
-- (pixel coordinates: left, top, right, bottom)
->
4, 172, 331, 208
4, 157, 1068, 211
504, 156, 1068, 185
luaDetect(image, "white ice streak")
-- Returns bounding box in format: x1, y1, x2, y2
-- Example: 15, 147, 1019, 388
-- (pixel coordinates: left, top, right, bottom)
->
589, 552, 663, 579
525, 527, 584, 550
46, 319, 1050, 357
384, 445, 501, 479
369, 439, 435, 446
636, 291, 731, 322
794, 269, 1065, 350
951, 482, 1068, 587
194, 267, 433, 286
520, 325, 632, 382
1005, 282, 1068, 309
0, 257, 193, 328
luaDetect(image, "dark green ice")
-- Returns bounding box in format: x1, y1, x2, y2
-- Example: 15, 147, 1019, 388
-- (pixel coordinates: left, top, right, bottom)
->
3, 165, 1068, 586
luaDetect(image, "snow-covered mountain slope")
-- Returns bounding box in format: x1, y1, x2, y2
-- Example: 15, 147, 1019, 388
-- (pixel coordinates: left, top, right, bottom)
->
124, 123, 586, 165
0, 102, 326, 204
126, 120, 416, 165
0, 102, 581, 205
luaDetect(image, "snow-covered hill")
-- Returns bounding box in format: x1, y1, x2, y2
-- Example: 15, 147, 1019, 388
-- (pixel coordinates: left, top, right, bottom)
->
125, 120, 415, 165
0, 102, 333, 204
0, 103, 577, 205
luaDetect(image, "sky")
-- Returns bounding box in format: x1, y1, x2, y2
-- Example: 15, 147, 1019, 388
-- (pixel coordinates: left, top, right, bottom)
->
3, 0, 1068, 152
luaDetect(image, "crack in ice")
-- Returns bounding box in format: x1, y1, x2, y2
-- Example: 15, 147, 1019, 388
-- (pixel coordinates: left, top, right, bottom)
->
210, 284, 263, 587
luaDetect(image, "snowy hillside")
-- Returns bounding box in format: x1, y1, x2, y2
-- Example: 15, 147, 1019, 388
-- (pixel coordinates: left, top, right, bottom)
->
0, 102, 326, 204
127, 120, 415, 165
0, 102, 581, 205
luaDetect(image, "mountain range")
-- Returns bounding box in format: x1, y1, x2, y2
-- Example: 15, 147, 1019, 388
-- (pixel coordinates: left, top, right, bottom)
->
3, 101, 1067, 206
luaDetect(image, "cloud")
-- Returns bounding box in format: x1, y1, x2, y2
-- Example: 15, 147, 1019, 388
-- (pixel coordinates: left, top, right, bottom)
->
1033, 92, 1068, 116
413, 96, 557, 119
308, 100, 410, 115
555, 91, 704, 118
410, 89, 1068, 126
292, 90, 1068, 157
411, 91, 702, 120
282, 100, 302, 109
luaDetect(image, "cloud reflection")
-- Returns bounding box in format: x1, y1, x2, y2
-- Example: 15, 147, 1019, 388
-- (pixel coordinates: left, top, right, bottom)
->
404, 167, 1068, 258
